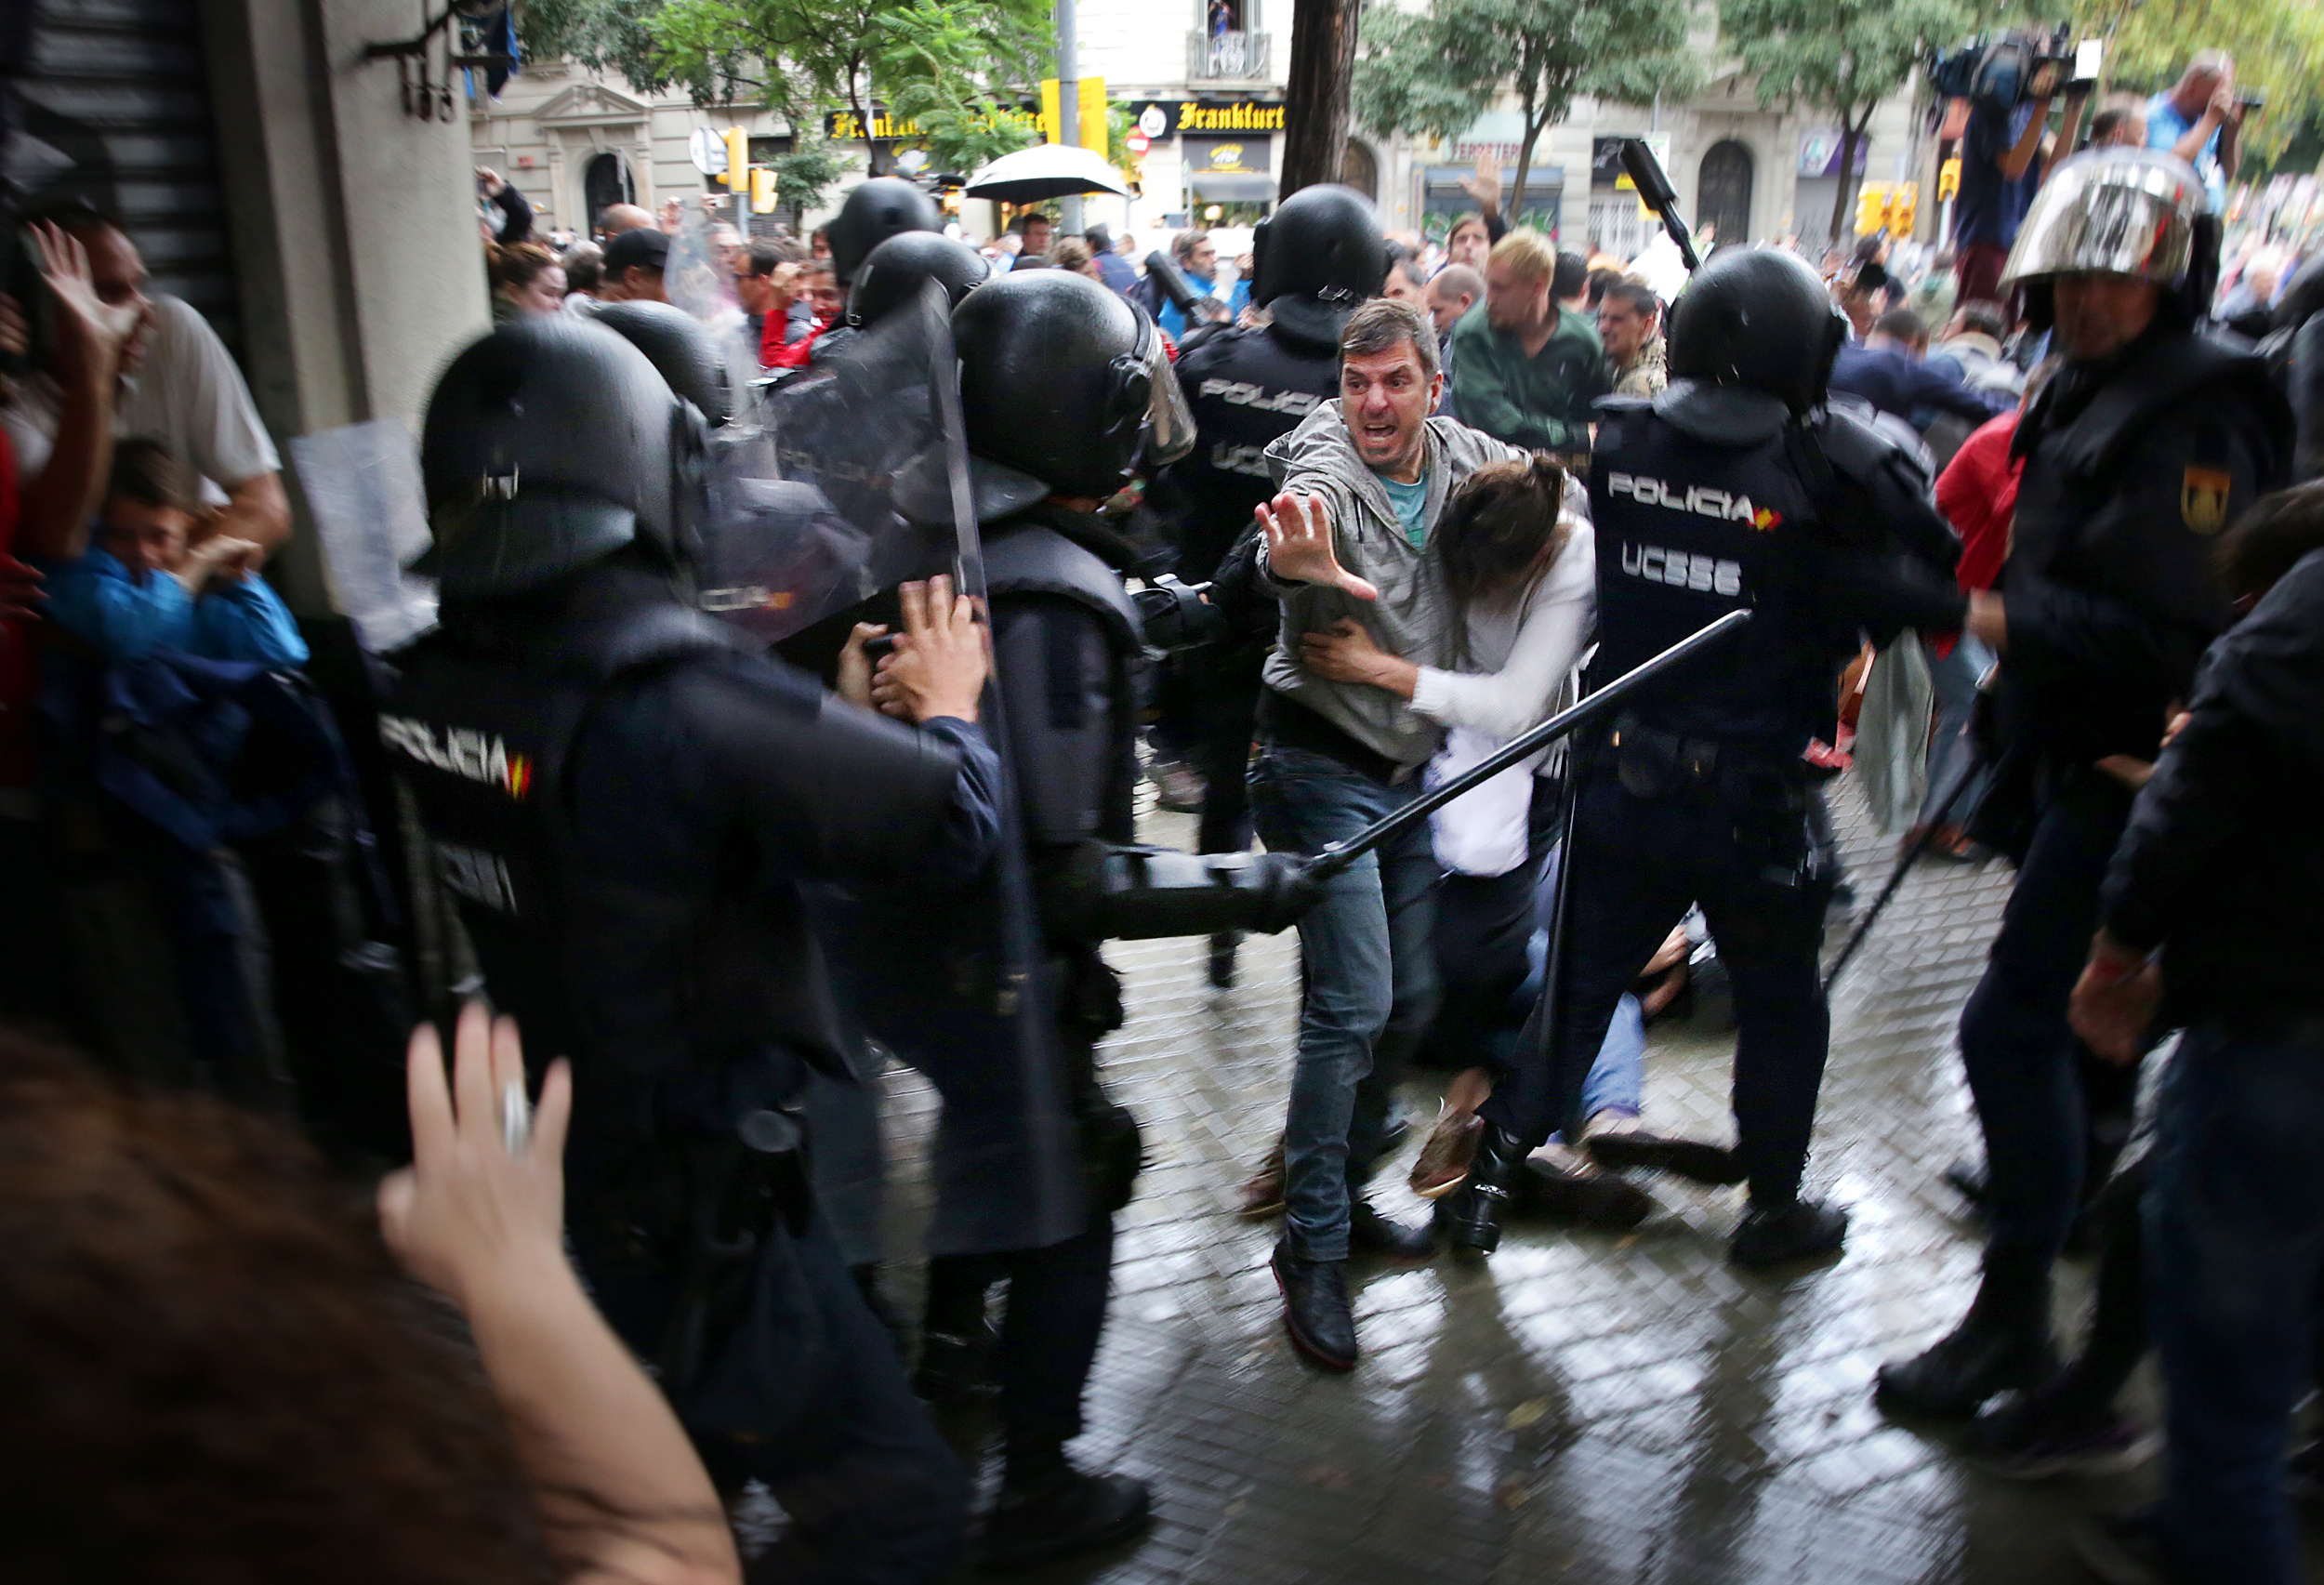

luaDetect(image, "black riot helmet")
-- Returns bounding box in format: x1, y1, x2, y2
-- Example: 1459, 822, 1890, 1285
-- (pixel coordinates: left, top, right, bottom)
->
954, 271, 1193, 504
1249, 182, 1388, 348
825, 177, 942, 284
1666, 247, 1848, 414
416, 316, 694, 598
848, 231, 992, 329
589, 298, 732, 426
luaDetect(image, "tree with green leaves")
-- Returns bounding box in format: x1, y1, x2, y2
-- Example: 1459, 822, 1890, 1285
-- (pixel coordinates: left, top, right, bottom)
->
1353, 0, 1698, 235
1718, 0, 1969, 243
522, 0, 1051, 193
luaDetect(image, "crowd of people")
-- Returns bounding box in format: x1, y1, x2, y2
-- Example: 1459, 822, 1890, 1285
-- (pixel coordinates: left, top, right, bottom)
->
0, 34, 2321, 1585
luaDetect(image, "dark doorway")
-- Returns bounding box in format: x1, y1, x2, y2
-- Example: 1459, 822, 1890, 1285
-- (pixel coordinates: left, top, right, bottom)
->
1697, 139, 1753, 247
584, 152, 634, 236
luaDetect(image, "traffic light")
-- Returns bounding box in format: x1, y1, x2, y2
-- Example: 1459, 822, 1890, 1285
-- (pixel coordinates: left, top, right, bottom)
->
721, 126, 749, 191
1936, 157, 1962, 202
750, 167, 778, 214
1855, 181, 1892, 237
1889, 181, 1919, 238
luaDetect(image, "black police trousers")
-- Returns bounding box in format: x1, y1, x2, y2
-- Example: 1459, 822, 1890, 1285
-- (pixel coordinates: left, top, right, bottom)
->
580, 1209, 970, 1585
924, 1209, 1116, 1450
1480, 766, 1833, 1206
1957, 775, 2135, 1264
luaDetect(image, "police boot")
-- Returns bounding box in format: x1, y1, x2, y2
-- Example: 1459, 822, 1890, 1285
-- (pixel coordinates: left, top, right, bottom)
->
1875, 1248, 2058, 1420
1439, 1122, 1527, 1256
981, 1438, 1152, 1573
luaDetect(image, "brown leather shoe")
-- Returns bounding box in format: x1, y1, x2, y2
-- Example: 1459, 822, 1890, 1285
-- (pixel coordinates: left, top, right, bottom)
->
1408, 1110, 1483, 1199
1238, 1136, 1287, 1219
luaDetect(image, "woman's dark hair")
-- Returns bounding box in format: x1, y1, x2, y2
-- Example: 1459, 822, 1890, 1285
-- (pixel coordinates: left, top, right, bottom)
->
1436, 454, 1571, 620
106, 437, 197, 514
0, 1031, 557, 1585
2217, 480, 2324, 601
487, 239, 560, 296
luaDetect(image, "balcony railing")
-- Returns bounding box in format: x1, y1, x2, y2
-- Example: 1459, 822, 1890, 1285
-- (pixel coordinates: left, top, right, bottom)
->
1187, 29, 1271, 81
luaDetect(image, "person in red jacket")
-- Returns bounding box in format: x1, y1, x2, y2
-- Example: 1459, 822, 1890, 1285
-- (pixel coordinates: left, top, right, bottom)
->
767, 262, 845, 370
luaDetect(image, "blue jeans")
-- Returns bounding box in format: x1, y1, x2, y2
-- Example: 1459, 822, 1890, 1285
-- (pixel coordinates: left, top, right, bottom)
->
2149, 1024, 2324, 1585
1919, 634, 1994, 826
1249, 743, 1441, 1261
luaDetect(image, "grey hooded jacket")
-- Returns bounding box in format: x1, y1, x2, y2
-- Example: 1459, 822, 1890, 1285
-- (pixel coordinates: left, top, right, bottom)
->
1257, 400, 1525, 768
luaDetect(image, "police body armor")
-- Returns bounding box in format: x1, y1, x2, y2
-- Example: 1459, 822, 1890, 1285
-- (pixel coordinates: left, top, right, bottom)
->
1589, 397, 1836, 751
1161, 323, 1340, 580
384, 566, 957, 1182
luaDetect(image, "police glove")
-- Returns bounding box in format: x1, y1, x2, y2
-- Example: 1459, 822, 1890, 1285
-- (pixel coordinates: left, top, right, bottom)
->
1043, 842, 1324, 941
1818, 548, 1971, 644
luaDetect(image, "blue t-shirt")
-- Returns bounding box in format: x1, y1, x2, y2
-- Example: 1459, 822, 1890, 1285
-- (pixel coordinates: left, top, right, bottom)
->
1157, 277, 1252, 339
1952, 99, 2045, 249
2146, 92, 2226, 212
1381, 472, 1430, 548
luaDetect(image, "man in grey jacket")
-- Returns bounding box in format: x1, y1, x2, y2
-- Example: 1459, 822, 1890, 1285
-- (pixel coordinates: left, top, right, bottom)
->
1248, 297, 1526, 1368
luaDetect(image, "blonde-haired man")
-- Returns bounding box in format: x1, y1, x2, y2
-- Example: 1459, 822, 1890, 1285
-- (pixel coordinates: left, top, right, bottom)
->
1446, 230, 1608, 460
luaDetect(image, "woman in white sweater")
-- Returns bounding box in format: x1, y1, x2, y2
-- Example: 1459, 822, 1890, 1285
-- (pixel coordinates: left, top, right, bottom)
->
1303, 456, 1722, 1222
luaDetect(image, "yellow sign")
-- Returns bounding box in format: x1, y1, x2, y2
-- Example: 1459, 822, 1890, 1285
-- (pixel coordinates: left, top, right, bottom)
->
826, 109, 928, 141
1176, 99, 1284, 132
1936, 157, 1962, 202
1037, 76, 1109, 152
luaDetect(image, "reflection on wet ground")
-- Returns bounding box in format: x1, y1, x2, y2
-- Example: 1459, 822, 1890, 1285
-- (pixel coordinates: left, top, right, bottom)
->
871, 778, 2190, 1583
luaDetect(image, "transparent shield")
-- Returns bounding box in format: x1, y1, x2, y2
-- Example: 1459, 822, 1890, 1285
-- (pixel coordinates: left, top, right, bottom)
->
695, 282, 961, 645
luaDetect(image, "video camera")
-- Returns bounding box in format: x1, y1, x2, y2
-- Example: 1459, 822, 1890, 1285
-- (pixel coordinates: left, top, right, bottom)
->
1928, 23, 2093, 116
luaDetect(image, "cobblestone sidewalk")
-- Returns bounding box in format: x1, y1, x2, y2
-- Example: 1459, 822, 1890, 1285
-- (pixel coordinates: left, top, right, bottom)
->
864, 776, 2275, 1583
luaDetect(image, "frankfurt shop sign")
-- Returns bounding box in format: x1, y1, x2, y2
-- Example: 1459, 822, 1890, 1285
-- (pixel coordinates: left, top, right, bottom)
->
1126, 96, 1285, 141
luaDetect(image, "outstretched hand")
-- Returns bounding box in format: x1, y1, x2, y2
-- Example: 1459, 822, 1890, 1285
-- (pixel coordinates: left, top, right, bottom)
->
378, 1003, 573, 1314
1257, 493, 1377, 602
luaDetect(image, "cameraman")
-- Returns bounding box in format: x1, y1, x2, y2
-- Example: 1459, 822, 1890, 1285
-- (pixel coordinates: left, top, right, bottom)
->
1952, 48, 2087, 307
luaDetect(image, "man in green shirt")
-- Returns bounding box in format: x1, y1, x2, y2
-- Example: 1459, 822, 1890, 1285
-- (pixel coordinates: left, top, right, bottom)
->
1447, 231, 1608, 461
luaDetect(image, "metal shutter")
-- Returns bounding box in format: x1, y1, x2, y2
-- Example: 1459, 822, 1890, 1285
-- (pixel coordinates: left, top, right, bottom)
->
13, 0, 242, 353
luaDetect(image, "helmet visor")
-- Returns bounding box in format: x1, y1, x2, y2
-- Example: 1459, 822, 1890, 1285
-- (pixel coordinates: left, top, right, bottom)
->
2000, 149, 2201, 293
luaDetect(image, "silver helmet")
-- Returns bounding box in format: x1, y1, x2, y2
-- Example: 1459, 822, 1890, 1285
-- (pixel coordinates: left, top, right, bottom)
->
2000, 147, 2206, 292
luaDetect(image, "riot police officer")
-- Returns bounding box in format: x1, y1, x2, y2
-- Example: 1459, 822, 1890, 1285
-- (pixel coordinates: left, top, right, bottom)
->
382, 313, 1007, 1583
1876, 148, 2291, 1420
846, 229, 993, 329
1151, 183, 1388, 984
838, 270, 1314, 1570
1440, 247, 1966, 1266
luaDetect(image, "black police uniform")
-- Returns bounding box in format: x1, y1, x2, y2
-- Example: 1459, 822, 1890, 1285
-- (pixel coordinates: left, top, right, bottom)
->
908, 502, 1148, 1455
385, 314, 1007, 1585
388, 561, 1005, 1581
1476, 389, 1961, 1219
1152, 318, 1341, 862
1873, 326, 2290, 1417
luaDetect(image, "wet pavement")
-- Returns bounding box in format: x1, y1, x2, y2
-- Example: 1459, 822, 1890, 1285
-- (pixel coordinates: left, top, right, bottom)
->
865, 776, 2206, 1583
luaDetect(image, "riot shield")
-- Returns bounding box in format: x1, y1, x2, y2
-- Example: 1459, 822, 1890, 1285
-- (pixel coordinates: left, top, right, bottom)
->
660, 200, 764, 427
693, 282, 959, 645
765, 282, 1090, 1258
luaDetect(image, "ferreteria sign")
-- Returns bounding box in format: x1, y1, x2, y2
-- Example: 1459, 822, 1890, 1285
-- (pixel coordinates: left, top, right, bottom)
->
1126, 96, 1285, 141
825, 104, 1039, 142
